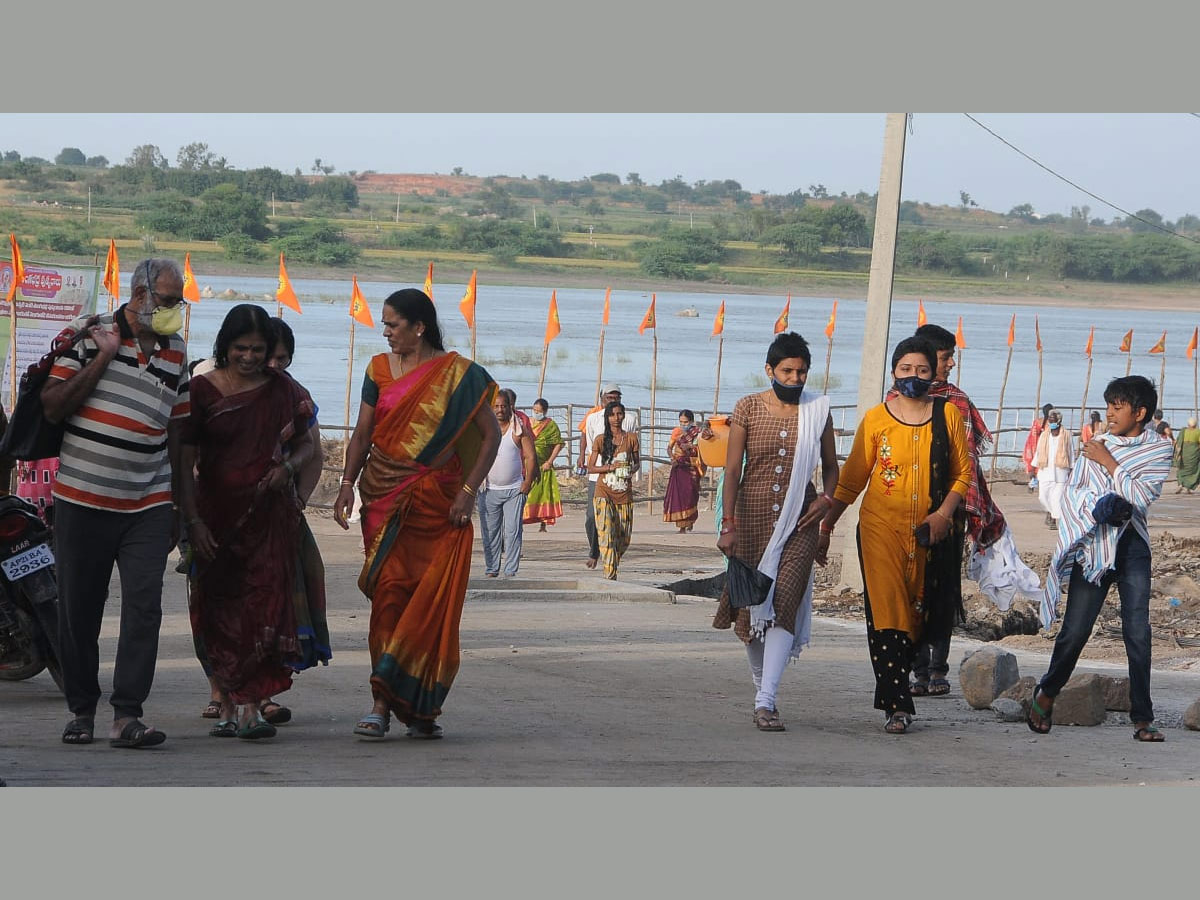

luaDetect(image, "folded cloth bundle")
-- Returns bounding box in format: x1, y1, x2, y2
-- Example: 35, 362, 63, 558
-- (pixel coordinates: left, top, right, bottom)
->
1091, 492, 1133, 526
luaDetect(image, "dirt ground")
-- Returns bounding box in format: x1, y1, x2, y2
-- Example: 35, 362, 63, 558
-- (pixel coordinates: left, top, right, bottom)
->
1, 470, 1197, 788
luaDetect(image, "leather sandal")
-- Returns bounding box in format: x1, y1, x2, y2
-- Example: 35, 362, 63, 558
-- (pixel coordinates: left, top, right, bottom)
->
753, 707, 786, 732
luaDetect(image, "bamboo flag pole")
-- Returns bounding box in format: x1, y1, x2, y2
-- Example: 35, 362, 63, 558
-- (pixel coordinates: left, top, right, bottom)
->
183, 305, 191, 343
1189, 327, 1199, 417
6, 233, 23, 409
344, 316, 356, 465
594, 286, 611, 404
639, 294, 657, 512
990, 313, 1016, 478
1148, 330, 1167, 408
822, 300, 837, 396
1080, 325, 1095, 439
1034, 314, 1044, 413
538, 290, 561, 398
711, 300, 726, 413
955, 315, 966, 389
1120, 328, 1133, 376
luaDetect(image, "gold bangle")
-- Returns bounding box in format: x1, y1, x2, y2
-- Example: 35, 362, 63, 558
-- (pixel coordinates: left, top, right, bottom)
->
932, 509, 950, 522
461, 483, 477, 497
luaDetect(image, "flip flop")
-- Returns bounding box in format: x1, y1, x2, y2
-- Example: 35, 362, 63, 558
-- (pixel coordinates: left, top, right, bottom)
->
406, 721, 444, 740
259, 702, 292, 725
236, 717, 277, 740
110, 719, 166, 749
353, 712, 390, 739
928, 678, 951, 696
61, 716, 95, 745
209, 719, 238, 738
1027, 687, 1052, 735
1133, 725, 1165, 743
201, 700, 222, 719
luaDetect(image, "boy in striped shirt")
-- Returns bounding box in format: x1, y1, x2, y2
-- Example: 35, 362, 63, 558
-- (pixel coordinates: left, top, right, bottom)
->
1029, 375, 1173, 742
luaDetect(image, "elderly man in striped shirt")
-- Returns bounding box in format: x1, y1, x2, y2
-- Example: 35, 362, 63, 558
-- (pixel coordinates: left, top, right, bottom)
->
43, 258, 190, 749
1029, 375, 1174, 743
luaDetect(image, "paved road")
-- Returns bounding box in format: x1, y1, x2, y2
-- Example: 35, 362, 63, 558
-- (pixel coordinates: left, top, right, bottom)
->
3, 488, 1197, 787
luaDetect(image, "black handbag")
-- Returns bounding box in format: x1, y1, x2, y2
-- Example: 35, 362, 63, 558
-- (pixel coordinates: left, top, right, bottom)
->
726, 555, 774, 609
0, 316, 98, 462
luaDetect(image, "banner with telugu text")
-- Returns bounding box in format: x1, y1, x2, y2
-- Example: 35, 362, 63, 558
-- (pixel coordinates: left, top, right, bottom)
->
0, 261, 101, 409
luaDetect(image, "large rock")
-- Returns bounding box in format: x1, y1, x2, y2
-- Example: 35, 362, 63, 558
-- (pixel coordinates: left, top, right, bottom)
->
1053, 674, 1107, 726
958, 646, 1020, 709
991, 698, 1025, 722
1184, 699, 1200, 731
1098, 675, 1131, 712
997, 676, 1037, 715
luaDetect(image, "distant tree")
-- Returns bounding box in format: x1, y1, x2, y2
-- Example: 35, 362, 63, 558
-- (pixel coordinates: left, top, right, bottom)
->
1175, 214, 1200, 232
321, 164, 335, 176
55, 147, 86, 166
1089, 218, 1106, 227
626, 172, 643, 187
589, 173, 620, 184
305, 175, 359, 212
823, 204, 869, 247
959, 190, 971, 210
808, 183, 828, 199
127, 144, 167, 169
312, 158, 323, 175
3, 150, 19, 162
85, 155, 109, 168
585, 199, 605, 216
176, 141, 216, 170
644, 194, 668, 213
24, 156, 50, 166
1126, 208, 1165, 233
194, 184, 270, 239
451, 166, 464, 176
760, 222, 823, 263
1008, 203, 1036, 221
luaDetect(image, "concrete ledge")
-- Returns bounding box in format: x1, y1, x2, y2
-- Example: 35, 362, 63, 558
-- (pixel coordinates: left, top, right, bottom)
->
466, 577, 676, 604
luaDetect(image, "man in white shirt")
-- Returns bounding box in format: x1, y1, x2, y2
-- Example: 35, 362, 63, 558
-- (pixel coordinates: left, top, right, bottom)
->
1035, 409, 1074, 528
578, 384, 638, 569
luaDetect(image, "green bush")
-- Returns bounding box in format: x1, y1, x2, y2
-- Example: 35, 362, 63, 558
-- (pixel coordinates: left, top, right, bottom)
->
37, 223, 92, 255
219, 232, 267, 262
272, 221, 360, 266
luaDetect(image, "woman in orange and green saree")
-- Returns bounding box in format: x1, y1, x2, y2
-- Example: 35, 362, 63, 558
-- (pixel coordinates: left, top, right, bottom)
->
334, 289, 500, 740
522, 397, 564, 530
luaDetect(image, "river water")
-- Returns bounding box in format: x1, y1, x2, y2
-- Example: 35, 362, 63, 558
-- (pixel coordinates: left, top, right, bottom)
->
182, 275, 1200, 461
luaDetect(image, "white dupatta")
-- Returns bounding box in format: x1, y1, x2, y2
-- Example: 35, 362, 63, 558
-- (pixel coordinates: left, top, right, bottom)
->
750, 392, 830, 657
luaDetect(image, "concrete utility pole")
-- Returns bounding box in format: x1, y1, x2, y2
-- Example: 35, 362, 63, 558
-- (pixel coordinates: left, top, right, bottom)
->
837, 113, 908, 592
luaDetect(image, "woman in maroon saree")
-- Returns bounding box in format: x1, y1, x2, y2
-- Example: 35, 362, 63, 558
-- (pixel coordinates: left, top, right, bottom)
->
663, 409, 705, 532
179, 304, 317, 740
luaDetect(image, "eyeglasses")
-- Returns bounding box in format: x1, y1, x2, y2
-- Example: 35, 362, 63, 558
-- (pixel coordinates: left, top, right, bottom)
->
149, 290, 187, 309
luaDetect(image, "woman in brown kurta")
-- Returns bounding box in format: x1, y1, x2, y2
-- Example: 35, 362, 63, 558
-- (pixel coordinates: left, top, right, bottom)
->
714, 332, 839, 732
817, 337, 971, 734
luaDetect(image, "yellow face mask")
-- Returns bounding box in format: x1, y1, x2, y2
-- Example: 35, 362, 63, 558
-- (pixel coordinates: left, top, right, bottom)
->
148, 304, 183, 335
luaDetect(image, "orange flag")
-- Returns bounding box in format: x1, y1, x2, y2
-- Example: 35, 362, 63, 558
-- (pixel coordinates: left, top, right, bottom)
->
1035, 315, 1043, 353
638, 294, 656, 335
1006, 313, 1016, 347
1084, 326, 1095, 358
349, 276, 374, 328
182, 252, 201, 302
824, 300, 837, 340
601, 286, 611, 326
102, 238, 120, 301
5, 233, 25, 303
917, 299, 927, 327
424, 261, 434, 302
1148, 331, 1166, 354
459, 269, 477, 330
955, 315, 966, 349
773, 295, 791, 334
277, 253, 301, 313
1118, 328, 1133, 353
1187, 327, 1198, 361
712, 300, 726, 337
544, 291, 561, 345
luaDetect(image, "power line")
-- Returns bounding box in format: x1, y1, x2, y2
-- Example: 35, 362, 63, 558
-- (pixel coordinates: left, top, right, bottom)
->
962, 113, 1200, 245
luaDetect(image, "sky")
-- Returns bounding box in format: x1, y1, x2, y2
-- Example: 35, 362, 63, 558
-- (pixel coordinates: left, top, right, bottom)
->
5, 112, 1199, 221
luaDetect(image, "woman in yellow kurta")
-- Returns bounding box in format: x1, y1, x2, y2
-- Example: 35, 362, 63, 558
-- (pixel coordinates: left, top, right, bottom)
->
816, 337, 970, 734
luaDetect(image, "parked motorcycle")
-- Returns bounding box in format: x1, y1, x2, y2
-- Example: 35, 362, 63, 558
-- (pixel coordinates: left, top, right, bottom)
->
0, 494, 63, 690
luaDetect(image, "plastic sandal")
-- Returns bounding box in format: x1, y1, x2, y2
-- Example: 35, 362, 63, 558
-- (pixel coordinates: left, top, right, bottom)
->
353, 712, 390, 739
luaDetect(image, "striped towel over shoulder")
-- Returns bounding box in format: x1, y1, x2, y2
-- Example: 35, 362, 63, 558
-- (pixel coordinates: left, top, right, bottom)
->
1041, 428, 1173, 626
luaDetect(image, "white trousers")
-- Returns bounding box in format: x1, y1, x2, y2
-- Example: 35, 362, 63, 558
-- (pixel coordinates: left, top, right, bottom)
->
745, 626, 795, 711
1038, 479, 1066, 520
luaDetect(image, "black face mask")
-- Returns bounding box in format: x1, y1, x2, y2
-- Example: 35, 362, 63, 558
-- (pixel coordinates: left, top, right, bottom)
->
894, 375, 933, 398
771, 378, 804, 404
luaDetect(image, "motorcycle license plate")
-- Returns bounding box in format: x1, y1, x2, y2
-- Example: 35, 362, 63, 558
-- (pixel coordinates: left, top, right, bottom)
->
1, 544, 55, 581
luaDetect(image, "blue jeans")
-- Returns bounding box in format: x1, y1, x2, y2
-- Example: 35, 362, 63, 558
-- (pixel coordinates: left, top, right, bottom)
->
477, 487, 525, 576
1039, 529, 1154, 723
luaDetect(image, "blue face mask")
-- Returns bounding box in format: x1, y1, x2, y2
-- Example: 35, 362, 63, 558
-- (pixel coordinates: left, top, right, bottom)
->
771, 378, 804, 404
895, 375, 933, 398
